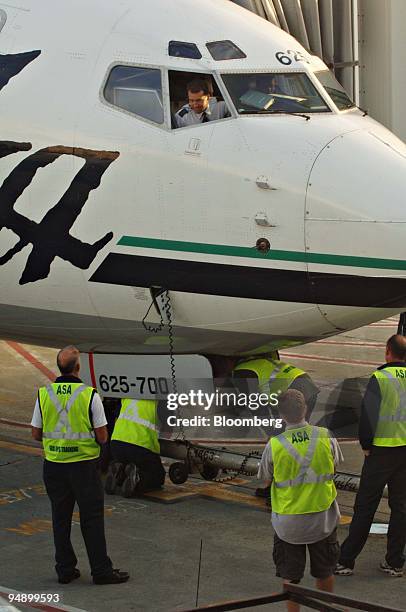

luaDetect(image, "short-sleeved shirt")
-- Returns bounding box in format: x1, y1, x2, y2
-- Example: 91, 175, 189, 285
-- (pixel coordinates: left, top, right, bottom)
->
175, 98, 230, 128
31, 375, 107, 430
258, 421, 343, 544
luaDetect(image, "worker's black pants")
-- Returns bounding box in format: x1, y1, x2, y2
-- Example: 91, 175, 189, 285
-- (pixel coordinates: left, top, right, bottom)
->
111, 440, 165, 493
339, 446, 406, 569
43, 459, 113, 579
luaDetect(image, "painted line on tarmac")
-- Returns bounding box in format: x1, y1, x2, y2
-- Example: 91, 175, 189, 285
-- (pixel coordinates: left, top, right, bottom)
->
0, 440, 43, 456
0, 586, 87, 612
5, 342, 55, 381
0, 440, 354, 519
0, 418, 31, 429
368, 323, 398, 327
317, 339, 385, 348
282, 352, 378, 367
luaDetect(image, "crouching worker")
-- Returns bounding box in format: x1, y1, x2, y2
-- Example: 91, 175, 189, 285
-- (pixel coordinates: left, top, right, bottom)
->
258, 389, 342, 612
105, 398, 165, 497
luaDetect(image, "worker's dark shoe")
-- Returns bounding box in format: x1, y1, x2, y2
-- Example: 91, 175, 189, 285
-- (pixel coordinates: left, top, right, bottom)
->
58, 568, 80, 584
334, 563, 353, 576
93, 569, 130, 585
379, 561, 403, 577
105, 462, 125, 495
122, 464, 140, 498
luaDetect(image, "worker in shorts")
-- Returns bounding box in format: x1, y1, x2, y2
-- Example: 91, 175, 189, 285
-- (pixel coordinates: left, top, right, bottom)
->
258, 389, 342, 611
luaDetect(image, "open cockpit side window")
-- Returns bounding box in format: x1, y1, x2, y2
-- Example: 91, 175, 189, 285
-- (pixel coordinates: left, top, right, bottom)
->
104, 65, 164, 125
169, 70, 231, 129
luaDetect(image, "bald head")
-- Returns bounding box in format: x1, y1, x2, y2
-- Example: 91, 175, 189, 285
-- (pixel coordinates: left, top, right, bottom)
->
57, 345, 80, 376
386, 334, 406, 362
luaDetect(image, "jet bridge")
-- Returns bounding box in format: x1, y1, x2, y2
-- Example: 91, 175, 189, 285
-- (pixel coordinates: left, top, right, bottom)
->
230, 0, 406, 142
230, 0, 359, 103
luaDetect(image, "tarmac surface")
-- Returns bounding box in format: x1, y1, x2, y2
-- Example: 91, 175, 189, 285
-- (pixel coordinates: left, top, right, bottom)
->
1, 319, 405, 611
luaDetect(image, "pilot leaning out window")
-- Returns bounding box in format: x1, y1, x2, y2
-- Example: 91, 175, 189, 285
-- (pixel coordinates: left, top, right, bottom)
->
175, 78, 230, 128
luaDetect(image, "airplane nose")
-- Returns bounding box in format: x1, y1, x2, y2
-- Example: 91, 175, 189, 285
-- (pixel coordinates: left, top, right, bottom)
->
305, 129, 406, 318
307, 129, 406, 223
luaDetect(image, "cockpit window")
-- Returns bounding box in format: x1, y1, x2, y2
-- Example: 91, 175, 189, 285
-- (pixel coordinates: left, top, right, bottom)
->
0, 9, 6, 33
315, 70, 355, 111
169, 41, 202, 60
206, 40, 246, 61
221, 72, 330, 114
104, 66, 164, 124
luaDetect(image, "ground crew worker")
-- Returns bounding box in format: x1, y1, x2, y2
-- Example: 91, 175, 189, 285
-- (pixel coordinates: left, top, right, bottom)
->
258, 389, 342, 612
336, 334, 406, 577
30, 346, 129, 585
106, 397, 165, 496
175, 78, 230, 128
233, 355, 319, 422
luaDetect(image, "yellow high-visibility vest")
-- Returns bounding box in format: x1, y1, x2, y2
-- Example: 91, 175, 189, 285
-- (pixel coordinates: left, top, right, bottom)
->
270, 425, 336, 514
233, 358, 305, 397
373, 367, 406, 447
112, 398, 160, 454
40, 382, 99, 463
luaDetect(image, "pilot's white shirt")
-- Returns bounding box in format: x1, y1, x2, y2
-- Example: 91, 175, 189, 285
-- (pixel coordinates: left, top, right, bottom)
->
175, 97, 230, 128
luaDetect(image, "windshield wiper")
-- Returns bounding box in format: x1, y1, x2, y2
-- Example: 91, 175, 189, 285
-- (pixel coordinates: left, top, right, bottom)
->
239, 109, 311, 120
267, 110, 311, 121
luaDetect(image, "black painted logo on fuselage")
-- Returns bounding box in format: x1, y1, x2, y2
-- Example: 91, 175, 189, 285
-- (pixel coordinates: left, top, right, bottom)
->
0, 50, 41, 92
0, 143, 119, 284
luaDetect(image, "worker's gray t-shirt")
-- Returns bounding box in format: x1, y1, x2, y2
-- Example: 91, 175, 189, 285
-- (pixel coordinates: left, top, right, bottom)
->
258, 421, 343, 544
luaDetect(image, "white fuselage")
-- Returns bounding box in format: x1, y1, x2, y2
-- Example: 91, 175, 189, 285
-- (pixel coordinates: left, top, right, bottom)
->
0, 0, 405, 355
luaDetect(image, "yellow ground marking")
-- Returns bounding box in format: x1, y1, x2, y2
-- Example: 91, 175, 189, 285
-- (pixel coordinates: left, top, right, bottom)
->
0, 440, 43, 456
0, 440, 354, 513
0, 484, 47, 506
5, 518, 52, 536
145, 480, 266, 509
339, 515, 352, 525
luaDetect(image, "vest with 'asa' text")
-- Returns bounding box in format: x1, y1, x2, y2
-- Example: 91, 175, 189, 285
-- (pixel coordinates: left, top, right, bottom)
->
40, 382, 99, 463
372, 366, 406, 447
270, 425, 336, 515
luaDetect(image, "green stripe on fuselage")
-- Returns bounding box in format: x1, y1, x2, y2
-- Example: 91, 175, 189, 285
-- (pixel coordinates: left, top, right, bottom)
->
117, 236, 406, 271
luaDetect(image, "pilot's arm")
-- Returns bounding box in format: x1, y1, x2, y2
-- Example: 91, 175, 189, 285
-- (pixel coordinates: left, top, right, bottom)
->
175, 105, 191, 128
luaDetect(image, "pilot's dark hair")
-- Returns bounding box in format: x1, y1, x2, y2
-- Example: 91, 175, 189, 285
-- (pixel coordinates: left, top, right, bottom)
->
187, 78, 213, 96
386, 334, 406, 360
